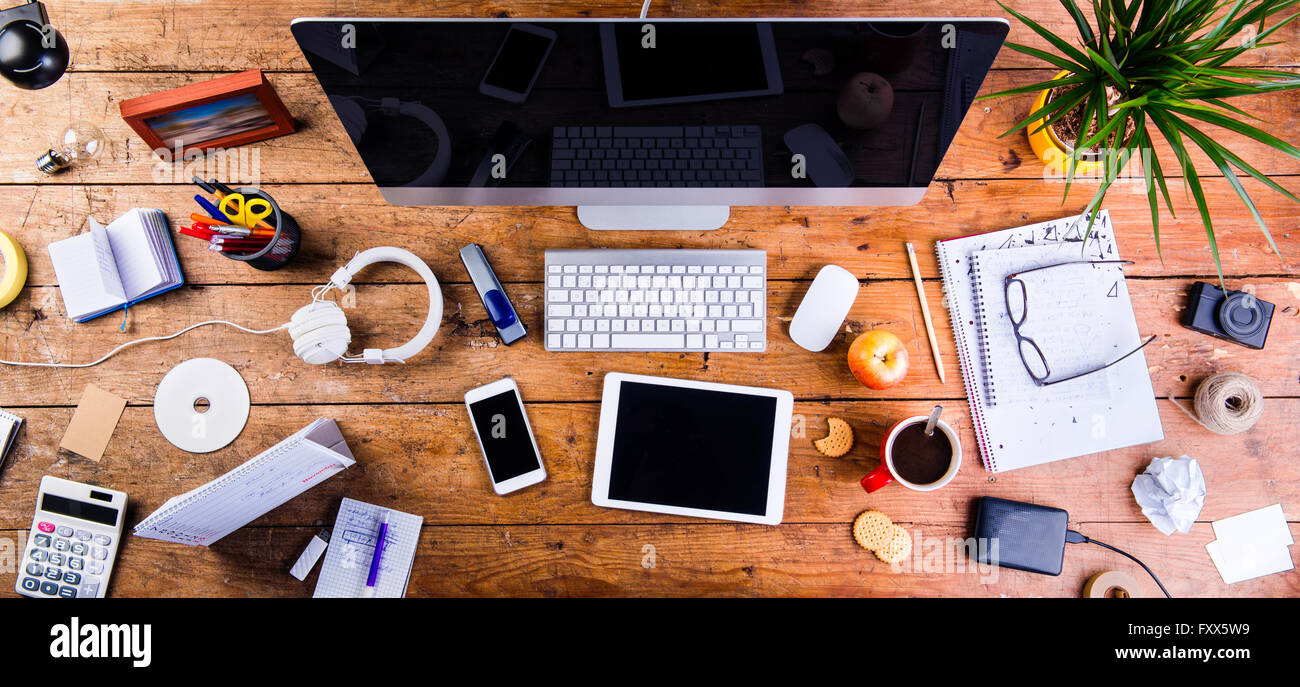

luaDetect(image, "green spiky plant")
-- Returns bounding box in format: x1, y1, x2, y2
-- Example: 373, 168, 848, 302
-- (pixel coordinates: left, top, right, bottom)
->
980, 0, 1300, 282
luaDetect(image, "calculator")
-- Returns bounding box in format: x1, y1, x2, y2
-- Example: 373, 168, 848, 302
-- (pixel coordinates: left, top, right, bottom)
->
15, 476, 127, 598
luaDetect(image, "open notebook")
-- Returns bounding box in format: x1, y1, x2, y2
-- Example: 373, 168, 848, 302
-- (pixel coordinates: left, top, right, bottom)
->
48, 209, 183, 322
937, 211, 1163, 473
133, 418, 355, 545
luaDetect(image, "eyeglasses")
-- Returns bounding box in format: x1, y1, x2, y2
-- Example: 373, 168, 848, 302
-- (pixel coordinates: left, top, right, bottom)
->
1003, 259, 1156, 387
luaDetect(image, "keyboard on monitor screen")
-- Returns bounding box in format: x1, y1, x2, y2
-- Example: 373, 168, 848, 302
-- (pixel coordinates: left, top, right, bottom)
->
544, 249, 766, 352
549, 125, 763, 187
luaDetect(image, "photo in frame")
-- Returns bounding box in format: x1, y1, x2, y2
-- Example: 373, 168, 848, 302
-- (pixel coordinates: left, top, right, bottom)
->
119, 69, 295, 154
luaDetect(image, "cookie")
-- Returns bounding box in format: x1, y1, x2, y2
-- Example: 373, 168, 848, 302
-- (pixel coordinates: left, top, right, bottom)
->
874, 524, 913, 565
852, 510, 893, 551
814, 417, 854, 457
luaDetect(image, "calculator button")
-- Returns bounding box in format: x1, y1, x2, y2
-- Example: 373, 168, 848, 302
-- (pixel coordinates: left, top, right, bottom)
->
58, 586, 78, 599
69, 557, 84, 571
75, 530, 92, 542
91, 547, 108, 560
25, 562, 42, 576
79, 581, 100, 598
40, 581, 59, 596
88, 561, 104, 575
37, 521, 54, 533
49, 553, 65, 566
54, 538, 69, 551
20, 577, 40, 593
93, 535, 111, 546
34, 534, 51, 548
29, 549, 46, 562
70, 542, 88, 556
44, 567, 61, 580
56, 526, 73, 537
62, 571, 81, 585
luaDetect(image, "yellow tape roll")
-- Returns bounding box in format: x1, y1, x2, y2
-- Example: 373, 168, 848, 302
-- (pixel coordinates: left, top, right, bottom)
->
0, 230, 28, 309
1083, 570, 1145, 598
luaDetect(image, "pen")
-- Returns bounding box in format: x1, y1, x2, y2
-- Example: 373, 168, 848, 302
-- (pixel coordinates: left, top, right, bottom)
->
362, 511, 390, 598
194, 194, 226, 221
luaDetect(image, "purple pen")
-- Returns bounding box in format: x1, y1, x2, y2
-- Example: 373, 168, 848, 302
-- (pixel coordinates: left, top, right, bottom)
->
361, 511, 389, 598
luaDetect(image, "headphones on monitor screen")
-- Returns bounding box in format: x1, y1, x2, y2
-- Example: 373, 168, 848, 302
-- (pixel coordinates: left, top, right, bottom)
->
328, 95, 451, 187
0, 246, 445, 368
288, 246, 444, 364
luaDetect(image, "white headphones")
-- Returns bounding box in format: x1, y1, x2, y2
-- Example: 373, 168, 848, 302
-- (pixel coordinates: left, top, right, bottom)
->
288, 246, 444, 365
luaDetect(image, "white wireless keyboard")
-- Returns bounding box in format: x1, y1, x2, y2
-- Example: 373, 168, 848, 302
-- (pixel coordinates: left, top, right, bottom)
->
544, 249, 766, 352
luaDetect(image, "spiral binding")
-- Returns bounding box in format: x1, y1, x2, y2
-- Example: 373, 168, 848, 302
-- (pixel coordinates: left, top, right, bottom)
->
969, 253, 997, 406
936, 241, 998, 473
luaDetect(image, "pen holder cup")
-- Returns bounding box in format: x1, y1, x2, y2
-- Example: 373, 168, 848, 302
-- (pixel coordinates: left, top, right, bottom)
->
220, 187, 302, 271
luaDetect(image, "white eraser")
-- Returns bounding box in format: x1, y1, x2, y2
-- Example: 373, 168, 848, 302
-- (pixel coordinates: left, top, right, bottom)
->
290, 530, 330, 581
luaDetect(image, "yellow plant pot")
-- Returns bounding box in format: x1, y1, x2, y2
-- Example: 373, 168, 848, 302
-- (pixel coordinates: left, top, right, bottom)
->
1028, 70, 1104, 177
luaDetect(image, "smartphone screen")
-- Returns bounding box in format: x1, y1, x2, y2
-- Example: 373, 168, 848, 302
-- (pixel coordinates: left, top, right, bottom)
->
468, 389, 541, 483
483, 28, 552, 94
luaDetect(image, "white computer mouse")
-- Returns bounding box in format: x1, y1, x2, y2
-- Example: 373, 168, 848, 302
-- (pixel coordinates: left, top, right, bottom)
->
789, 264, 861, 352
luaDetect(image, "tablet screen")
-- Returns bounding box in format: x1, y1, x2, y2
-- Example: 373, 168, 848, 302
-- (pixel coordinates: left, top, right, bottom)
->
607, 23, 776, 104
607, 381, 776, 516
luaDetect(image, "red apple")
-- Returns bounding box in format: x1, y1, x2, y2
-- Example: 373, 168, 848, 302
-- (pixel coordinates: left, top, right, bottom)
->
847, 329, 909, 389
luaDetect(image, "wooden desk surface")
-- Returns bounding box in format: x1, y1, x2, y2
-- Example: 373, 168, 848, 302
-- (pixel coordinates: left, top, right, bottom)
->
1, 1, 1297, 597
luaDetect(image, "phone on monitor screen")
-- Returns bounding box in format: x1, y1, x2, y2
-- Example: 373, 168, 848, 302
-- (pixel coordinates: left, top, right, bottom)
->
479, 23, 557, 104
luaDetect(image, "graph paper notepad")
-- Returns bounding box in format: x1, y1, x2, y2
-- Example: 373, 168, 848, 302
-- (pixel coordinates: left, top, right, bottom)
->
936, 211, 1162, 473
313, 498, 422, 598
133, 418, 355, 545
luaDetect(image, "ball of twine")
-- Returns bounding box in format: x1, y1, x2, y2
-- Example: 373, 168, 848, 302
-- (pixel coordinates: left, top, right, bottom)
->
1173, 371, 1264, 435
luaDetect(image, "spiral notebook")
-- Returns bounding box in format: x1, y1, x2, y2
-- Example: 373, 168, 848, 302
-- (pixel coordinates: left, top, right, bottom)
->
133, 418, 355, 545
936, 211, 1163, 473
313, 498, 422, 598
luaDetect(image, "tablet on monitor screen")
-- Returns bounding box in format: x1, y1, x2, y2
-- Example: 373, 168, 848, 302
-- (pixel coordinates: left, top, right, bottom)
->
591, 373, 794, 525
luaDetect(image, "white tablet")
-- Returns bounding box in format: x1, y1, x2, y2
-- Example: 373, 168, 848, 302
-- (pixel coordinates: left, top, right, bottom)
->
592, 373, 795, 525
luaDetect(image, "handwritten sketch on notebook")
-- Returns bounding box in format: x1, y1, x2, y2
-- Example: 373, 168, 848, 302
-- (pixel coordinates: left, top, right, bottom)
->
313, 498, 422, 598
133, 418, 355, 545
937, 211, 1163, 473
972, 243, 1131, 407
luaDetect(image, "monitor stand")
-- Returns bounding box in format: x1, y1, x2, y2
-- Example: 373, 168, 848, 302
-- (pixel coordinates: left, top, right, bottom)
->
577, 206, 730, 231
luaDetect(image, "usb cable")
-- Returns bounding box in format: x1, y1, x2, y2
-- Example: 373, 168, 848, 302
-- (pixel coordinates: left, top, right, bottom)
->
1067, 530, 1173, 598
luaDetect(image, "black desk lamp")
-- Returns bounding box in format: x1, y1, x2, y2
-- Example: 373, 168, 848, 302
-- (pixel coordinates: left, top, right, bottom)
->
0, 1, 68, 90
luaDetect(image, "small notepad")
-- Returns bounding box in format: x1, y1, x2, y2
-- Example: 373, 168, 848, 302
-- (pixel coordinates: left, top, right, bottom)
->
313, 498, 422, 598
134, 418, 355, 545
48, 209, 183, 322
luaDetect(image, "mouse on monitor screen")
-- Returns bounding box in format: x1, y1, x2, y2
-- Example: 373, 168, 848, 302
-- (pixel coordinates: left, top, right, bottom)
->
784, 123, 855, 188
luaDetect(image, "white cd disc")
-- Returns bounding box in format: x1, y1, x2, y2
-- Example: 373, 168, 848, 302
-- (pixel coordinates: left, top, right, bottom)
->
154, 358, 251, 453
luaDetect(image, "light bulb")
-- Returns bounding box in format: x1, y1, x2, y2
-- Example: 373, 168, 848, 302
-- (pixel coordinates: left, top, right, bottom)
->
36, 123, 105, 174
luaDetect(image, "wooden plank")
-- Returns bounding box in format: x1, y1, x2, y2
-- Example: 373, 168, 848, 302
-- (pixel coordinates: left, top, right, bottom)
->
4, 69, 1297, 186
1, 179, 1297, 288
3, 522, 1294, 597
0, 278, 1294, 403
40, 1, 1300, 72
0, 399, 1295, 530
0, 279, 1295, 405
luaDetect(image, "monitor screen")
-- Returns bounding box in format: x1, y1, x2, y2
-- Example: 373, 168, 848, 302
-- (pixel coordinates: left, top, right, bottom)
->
291, 18, 1007, 206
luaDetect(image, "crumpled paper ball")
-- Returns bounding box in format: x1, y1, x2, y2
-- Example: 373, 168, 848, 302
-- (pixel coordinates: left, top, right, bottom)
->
1131, 456, 1206, 536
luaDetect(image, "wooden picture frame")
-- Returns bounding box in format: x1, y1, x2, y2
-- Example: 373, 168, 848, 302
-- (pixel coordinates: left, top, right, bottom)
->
119, 69, 295, 154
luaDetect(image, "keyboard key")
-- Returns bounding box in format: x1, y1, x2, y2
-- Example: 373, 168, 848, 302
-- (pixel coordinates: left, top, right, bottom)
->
733, 320, 764, 333
612, 334, 686, 349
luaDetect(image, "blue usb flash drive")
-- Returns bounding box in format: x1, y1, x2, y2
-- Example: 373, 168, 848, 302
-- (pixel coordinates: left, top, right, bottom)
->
459, 244, 526, 345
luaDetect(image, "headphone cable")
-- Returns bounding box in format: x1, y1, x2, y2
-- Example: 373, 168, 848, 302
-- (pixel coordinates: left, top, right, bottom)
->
0, 320, 287, 368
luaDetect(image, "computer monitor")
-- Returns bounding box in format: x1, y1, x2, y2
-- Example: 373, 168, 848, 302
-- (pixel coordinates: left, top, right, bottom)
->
292, 17, 1007, 230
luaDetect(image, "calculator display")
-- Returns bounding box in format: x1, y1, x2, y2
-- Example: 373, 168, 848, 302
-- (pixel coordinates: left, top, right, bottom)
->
41, 493, 119, 526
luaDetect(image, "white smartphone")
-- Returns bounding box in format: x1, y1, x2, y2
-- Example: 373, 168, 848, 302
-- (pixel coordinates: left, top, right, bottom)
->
465, 377, 546, 494
478, 23, 557, 104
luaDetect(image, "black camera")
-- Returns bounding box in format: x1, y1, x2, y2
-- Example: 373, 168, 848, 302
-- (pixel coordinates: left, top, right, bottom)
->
1181, 281, 1273, 350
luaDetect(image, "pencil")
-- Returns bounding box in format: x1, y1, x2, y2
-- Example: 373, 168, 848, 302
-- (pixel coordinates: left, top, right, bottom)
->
905, 242, 946, 384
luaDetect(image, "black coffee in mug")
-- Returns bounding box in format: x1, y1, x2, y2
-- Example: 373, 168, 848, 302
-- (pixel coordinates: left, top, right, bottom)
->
890, 422, 954, 485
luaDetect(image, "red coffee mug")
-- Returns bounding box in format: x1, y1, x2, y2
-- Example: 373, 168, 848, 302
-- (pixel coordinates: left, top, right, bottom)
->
860, 415, 962, 493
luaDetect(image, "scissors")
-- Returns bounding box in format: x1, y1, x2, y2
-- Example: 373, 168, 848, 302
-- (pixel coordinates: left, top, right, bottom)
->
218, 193, 273, 229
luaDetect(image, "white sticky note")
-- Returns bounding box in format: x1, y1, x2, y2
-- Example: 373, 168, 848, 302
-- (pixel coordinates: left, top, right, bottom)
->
1211, 504, 1293, 547
1206, 538, 1295, 585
